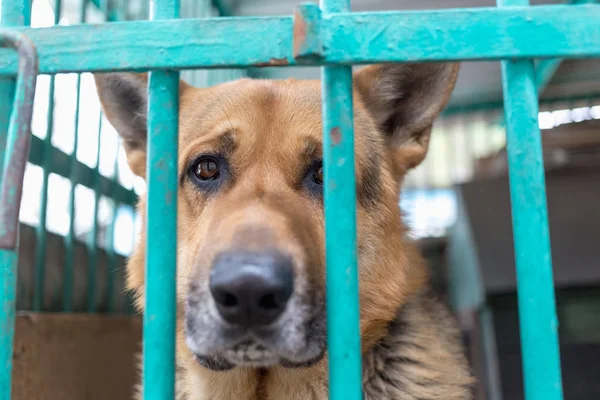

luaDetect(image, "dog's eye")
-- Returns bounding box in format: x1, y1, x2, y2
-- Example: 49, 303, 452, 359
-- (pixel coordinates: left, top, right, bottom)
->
193, 156, 220, 181
312, 165, 323, 185
302, 160, 324, 197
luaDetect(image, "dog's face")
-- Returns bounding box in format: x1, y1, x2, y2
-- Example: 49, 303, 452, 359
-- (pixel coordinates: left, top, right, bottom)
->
95, 63, 459, 370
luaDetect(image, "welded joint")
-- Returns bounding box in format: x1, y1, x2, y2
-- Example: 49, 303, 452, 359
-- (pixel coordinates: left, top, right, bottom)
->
0, 30, 38, 250
293, 3, 324, 61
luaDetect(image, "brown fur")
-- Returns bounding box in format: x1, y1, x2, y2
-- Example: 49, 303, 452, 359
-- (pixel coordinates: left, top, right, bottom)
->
95, 62, 474, 400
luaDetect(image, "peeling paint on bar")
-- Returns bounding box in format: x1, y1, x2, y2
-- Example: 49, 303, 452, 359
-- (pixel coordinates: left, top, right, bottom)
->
293, 3, 323, 60
0, 5, 598, 75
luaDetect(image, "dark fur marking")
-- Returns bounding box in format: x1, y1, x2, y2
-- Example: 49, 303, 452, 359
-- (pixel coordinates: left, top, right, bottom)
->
193, 354, 234, 371
217, 131, 237, 156
361, 285, 475, 399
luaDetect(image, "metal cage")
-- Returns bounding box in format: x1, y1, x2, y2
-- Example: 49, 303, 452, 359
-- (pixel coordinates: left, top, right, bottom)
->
2, 0, 599, 399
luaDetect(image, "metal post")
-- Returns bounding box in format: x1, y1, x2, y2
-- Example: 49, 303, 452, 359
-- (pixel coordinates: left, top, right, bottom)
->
320, 0, 362, 398
33, 0, 61, 312
498, 1, 564, 399
0, 28, 38, 400
63, 0, 88, 312
143, 0, 180, 398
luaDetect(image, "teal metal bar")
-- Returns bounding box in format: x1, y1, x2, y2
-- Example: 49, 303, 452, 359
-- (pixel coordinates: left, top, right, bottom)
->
86, 112, 102, 312
0, 3, 33, 397
62, 80, 80, 311
499, 1, 564, 399
33, 0, 61, 312
0, 249, 17, 399
0, 5, 599, 75
535, 58, 562, 95
0, 27, 38, 400
443, 92, 600, 117
143, 0, 180, 398
63, 0, 89, 312
319, 0, 362, 398
105, 139, 121, 313
531, 0, 598, 96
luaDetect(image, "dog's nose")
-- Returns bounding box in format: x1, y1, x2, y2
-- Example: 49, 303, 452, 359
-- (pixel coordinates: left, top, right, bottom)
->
209, 251, 294, 327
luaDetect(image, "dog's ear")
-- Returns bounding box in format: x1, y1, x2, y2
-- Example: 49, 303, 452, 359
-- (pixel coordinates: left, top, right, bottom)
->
94, 73, 148, 177
94, 72, 189, 178
354, 63, 459, 170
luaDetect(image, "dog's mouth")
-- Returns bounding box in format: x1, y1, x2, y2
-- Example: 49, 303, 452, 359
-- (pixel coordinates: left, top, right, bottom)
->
223, 340, 278, 366
192, 340, 276, 370
192, 338, 325, 370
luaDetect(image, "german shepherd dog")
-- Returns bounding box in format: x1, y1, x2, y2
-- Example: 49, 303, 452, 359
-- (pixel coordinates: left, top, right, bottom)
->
95, 61, 474, 399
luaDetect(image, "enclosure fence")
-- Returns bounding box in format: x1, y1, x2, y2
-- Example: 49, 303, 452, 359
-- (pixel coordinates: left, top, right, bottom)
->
2, 0, 599, 399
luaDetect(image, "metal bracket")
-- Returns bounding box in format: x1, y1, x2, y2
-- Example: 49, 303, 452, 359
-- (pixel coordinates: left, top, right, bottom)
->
293, 3, 324, 61
0, 30, 38, 250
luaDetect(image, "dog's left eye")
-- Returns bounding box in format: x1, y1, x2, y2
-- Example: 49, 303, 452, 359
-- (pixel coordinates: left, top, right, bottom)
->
194, 157, 220, 181
189, 155, 227, 190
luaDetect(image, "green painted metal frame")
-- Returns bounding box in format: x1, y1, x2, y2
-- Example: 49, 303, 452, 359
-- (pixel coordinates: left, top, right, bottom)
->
143, 1, 180, 399
32, 0, 62, 312
499, 1, 563, 399
0, 15, 38, 400
318, 0, 362, 398
1, 0, 597, 399
0, 5, 599, 75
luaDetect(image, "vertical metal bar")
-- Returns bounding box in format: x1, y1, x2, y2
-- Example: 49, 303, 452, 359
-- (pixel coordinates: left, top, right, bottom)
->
105, 136, 121, 313
320, 0, 362, 399
498, 1, 564, 400
144, 0, 180, 398
33, 0, 61, 312
86, 111, 102, 312
0, 2, 33, 394
142, 1, 149, 20
0, 248, 17, 400
63, 0, 88, 312
480, 306, 503, 400
0, 28, 38, 400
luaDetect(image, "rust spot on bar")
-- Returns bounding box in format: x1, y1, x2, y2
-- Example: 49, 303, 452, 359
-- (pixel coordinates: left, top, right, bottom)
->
293, 9, 307, 58
330, 127, 341, 146
254, 57, 289, 67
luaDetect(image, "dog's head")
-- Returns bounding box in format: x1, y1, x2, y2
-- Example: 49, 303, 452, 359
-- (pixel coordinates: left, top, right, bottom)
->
95, 62, 459, 370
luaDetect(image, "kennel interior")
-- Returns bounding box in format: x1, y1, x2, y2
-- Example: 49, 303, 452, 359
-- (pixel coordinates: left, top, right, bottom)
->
1, 0, 600, 399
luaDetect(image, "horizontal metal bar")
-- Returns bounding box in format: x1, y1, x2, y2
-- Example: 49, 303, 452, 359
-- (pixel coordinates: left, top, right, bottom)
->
27, 135, 137, 207
443, 92, 600, 116
0, 5, 599, 75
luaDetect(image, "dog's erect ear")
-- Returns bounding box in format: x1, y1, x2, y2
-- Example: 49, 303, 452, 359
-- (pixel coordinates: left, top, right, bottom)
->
94, 72, 149, 178
354, 63, 459, 170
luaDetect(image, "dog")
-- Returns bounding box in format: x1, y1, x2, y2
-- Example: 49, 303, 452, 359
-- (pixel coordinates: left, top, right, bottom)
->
94, 61, 474, 400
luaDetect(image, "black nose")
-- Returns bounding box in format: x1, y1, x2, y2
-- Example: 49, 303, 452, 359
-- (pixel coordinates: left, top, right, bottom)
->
209, 251, 294, 327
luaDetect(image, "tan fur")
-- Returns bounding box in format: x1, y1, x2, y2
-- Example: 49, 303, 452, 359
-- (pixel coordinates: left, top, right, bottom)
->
96, 63, 473, 400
